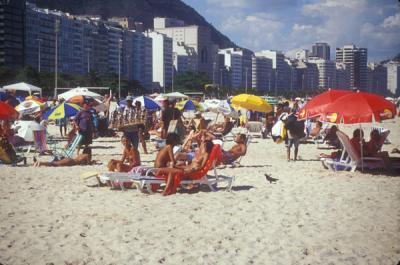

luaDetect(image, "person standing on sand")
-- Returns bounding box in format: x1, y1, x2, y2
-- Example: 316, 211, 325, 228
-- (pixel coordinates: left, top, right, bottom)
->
74, 98, 94, 155
282, 112, 305, 162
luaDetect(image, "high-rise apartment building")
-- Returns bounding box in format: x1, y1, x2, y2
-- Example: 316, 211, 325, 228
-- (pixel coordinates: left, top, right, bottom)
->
218, 49, 243, 89
251, 55, 272, 93
295, 49, 310, 61
335, 62, 351, 89
154, 18, 215, 79
255, 50, 288, 93
367, 63, 387, 94
336, 44, 368, 90
308, 58, 336, 88
0, 0, 26, 69
312, 42, 330, 60
387, 61, 400, 96
146, 31, 173, 90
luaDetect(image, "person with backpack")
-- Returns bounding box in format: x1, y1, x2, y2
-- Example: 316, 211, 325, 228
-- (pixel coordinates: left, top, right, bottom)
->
282, 112, 305, 162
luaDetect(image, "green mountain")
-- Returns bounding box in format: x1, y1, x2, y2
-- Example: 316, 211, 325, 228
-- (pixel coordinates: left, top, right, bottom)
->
30, 0, 237, 49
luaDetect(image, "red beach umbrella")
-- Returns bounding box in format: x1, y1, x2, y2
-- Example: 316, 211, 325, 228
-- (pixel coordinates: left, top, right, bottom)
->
320, 91, 397, 124
298, 89, 352, 120
0, 101, 19, 120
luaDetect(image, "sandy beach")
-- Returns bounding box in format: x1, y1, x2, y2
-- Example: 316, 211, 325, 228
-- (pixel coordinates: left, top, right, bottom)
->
1, 117, 400, 265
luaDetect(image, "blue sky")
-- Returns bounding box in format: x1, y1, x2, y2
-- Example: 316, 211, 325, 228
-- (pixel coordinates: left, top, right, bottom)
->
182, 0, 400, 62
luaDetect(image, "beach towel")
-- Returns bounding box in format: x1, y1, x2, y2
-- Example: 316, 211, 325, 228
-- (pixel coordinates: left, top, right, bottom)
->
271, 120, 286, 144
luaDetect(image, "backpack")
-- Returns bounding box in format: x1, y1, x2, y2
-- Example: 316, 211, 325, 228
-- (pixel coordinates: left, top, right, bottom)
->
0, 136, 17, 164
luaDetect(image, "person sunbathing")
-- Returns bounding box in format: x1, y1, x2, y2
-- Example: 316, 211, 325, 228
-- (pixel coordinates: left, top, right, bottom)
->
156, 140, 214, 196
310, 121, 323, 138
209, 116, 234, 135
34, 147, 92, 167
108, 136, 140, 172
350, 129, 365, 157
221, 134, 247, 164
154, 133, 180, 168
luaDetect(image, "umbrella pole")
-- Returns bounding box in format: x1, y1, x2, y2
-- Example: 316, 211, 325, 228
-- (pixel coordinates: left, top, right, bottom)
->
360, 123, 364, 172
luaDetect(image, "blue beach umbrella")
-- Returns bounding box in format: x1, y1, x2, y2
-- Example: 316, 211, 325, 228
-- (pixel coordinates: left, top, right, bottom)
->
42, 102, 81, 120
119, 96, 161, 110
176, 99, 203, 111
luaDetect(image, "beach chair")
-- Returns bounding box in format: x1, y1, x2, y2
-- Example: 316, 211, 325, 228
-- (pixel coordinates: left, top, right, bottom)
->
245, 121, 263, 138
371, 126, 390, 144
322, 131, 385, 172
33, 130, 49, 154
54, 133, 83, 158
105, 144, 234, 194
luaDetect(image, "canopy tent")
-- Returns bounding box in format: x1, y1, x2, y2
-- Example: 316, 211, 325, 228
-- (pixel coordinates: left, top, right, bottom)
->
2, 82, 42, 96
57, 87, 102, 101
164, 92, 189, 99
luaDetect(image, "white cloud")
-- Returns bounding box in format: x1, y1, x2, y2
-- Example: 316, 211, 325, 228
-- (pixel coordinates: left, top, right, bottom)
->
382, 13, 400, 28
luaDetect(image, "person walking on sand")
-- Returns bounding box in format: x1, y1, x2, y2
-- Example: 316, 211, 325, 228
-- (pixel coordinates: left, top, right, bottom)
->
282, 112, 305, 162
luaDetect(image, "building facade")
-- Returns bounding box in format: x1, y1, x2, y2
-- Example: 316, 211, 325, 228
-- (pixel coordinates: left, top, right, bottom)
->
154, 18, 215, 79
0, 0, 26, 69
387, 61, 400, 96
251, 55, 272, 93
308, 58, 336, 89
335, 62, 351, 89
255, 50, 289, 93
336, 44, 368, 90
146, 31, 173, 90
312, 42, 330, 60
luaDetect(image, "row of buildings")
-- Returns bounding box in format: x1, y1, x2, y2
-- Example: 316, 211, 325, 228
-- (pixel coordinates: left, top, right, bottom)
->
1, 0, 399, 95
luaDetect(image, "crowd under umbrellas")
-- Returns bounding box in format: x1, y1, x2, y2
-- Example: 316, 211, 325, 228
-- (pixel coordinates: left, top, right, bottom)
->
0, 83, 399, 193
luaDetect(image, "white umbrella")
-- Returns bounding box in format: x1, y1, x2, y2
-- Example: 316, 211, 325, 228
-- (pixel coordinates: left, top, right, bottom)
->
3, 82, 42, 95
15, 100, 44, 115
215, 100, 239, 118
58, 87, 102, 101
164, 92, 189, 99
14, 120, 44, 142
203, 99, 221, 111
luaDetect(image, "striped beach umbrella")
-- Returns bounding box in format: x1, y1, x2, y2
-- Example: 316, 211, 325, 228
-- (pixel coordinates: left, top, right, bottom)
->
43, 102, 81, 120
176, 99, 203, 111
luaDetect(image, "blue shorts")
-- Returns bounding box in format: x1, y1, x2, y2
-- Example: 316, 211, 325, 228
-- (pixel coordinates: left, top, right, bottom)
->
187, 152, 195, 162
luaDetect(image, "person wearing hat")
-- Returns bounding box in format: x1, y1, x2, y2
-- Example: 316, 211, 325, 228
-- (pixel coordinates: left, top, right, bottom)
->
120, 95, 141, 150
74, 98, 94, 155
188, 111, 206, 132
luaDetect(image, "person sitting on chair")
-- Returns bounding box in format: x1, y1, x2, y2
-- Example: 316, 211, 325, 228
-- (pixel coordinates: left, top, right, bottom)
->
310, 121, 323, 138
108, 136, 141, 172
221, 134, 247, 164
156, 140, 214, 196
209, 116, 234, 136
154, 133, 180, 168
350, 129, 365, 157
34, 147, 93, 167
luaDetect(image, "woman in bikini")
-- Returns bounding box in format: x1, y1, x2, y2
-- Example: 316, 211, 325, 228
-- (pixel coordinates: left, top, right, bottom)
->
34, 147, 92, 167
108, 136, 141, 172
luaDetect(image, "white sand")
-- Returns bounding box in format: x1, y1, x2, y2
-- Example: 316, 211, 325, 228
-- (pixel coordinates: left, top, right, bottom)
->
1, 117, 400, 264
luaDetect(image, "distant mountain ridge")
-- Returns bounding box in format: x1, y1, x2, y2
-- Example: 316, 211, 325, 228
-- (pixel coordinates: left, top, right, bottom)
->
31, 0, 237, 49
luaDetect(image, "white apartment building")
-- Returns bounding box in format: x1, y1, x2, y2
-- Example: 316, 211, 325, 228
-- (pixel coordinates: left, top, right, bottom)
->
173, 42, 197, 74
218, 48, 244, 89
146, 31, 173, 89
154, 18, 214, 78
336, 44, 368, 89
308, 58, 336, 88
295, 49, 310, 61
387, 61, 400, 95
251, 55, 273, 93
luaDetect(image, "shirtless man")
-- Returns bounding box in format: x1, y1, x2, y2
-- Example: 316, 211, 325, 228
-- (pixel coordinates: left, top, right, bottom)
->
221, 134, 247, 164
154, 133, 180, 168
34, 147, 92, 167
108, 136, 141, 172
156, 140, 214, 195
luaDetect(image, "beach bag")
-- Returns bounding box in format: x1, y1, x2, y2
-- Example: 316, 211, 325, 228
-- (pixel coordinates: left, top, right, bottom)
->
0, 137, 17, 164
167, 119, 185, 142
271, 120, 286, 144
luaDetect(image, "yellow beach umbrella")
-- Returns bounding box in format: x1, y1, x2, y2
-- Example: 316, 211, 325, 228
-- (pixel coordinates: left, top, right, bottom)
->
231, 94, 272, 113
43, 102, 81, 120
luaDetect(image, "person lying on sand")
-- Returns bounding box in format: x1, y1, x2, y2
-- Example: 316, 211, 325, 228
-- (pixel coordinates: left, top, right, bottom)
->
156, 140, 214, 196
107, 136, 140, 172
221, 134, 247, 164
34, 147, 92, 167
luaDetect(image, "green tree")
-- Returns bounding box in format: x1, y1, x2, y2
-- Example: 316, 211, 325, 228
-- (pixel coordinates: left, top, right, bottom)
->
174, 71, 210, 93
15, 66, 40, 86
